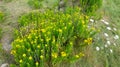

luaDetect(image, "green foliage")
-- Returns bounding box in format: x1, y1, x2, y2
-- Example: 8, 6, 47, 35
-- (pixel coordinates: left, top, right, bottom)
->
0, 11, 5, 23
11, 7, 96, 67
27, 0, 102, 14
28, 0, 44, 9
79, 0, 102, 14
28, 0, 59, 9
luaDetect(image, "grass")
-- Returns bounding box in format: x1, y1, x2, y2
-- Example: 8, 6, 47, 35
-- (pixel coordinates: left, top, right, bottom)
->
76, 0, 120, 67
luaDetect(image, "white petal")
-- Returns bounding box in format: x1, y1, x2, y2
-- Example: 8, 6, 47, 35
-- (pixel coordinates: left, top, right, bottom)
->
96, 47, 100, 51
101, 19, 109, 25
106, 27, 112, 30
90, 19, 94, 23
107, 41, 111, 45
113, 43, 116, 46
114, 35, 119, 40
101, 19, 105, 22
113, 28, 117, 31
104, 33, 109, 37
105, 44, 108, 47
110, 49, 113, 53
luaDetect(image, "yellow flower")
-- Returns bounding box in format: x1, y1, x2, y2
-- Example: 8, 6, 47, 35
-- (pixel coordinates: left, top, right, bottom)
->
75, 55, 79, 58
97, 29, 101, 32
64, 27, 67, 30
83, 25, 86, 27
10, 50, 16, 55
41, 29, 46, 33
19, 39, 23, 42
40, 55, 44, 59
91, 27, 95, 30
37, 45, 40, 48
29, 56, 32, 60
27, 48, 31, 52
28, 35, 31, 39
41, 50, 44, 53
31, 41, 34, 44
61, 52, 67, 57
70, 42, 73, 45
52, 37, 55, 43
52, 53, 58, 58
46, 37, 50, 42
82, 20, 85, 25
36, 61, 39, 66
23, 54, 26, 57
84, 40, 88, 43
16, 45, 20, 48
68, 22, 72, 25
79, 53, 85, 57
45, 44, 48, 47
84, 38, 93, 45
40, 39, 44, 42
58, 29, 62, 33
19, 59, 23, 63
47, 31, 51, 35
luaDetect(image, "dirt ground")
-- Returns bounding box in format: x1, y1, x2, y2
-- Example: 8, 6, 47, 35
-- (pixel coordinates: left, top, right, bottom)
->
0, 0, 32, 65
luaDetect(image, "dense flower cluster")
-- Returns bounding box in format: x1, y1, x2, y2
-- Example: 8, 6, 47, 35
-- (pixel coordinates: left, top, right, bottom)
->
11, 7, 95, 67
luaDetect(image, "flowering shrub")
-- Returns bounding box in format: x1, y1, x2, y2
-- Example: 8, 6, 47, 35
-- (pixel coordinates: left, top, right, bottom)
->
11, 7, 96, 67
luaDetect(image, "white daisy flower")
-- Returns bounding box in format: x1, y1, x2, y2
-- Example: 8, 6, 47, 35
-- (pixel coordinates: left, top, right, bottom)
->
101, 19, 105, 22
113, 28, 117, 31
107, 41, 111, 45
96, 47, 100, 51
106, 27, 112, 30
105, 44, 108, 47
114, 35, 119, 40
90, 19, 94, 23
104, 33, 109, 37
101, 19, 109, 25
113, 43, 116, 46
110, 49, 113, 53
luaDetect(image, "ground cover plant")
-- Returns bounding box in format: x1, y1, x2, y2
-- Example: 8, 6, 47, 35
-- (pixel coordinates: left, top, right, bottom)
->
11, 7, 96, 67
